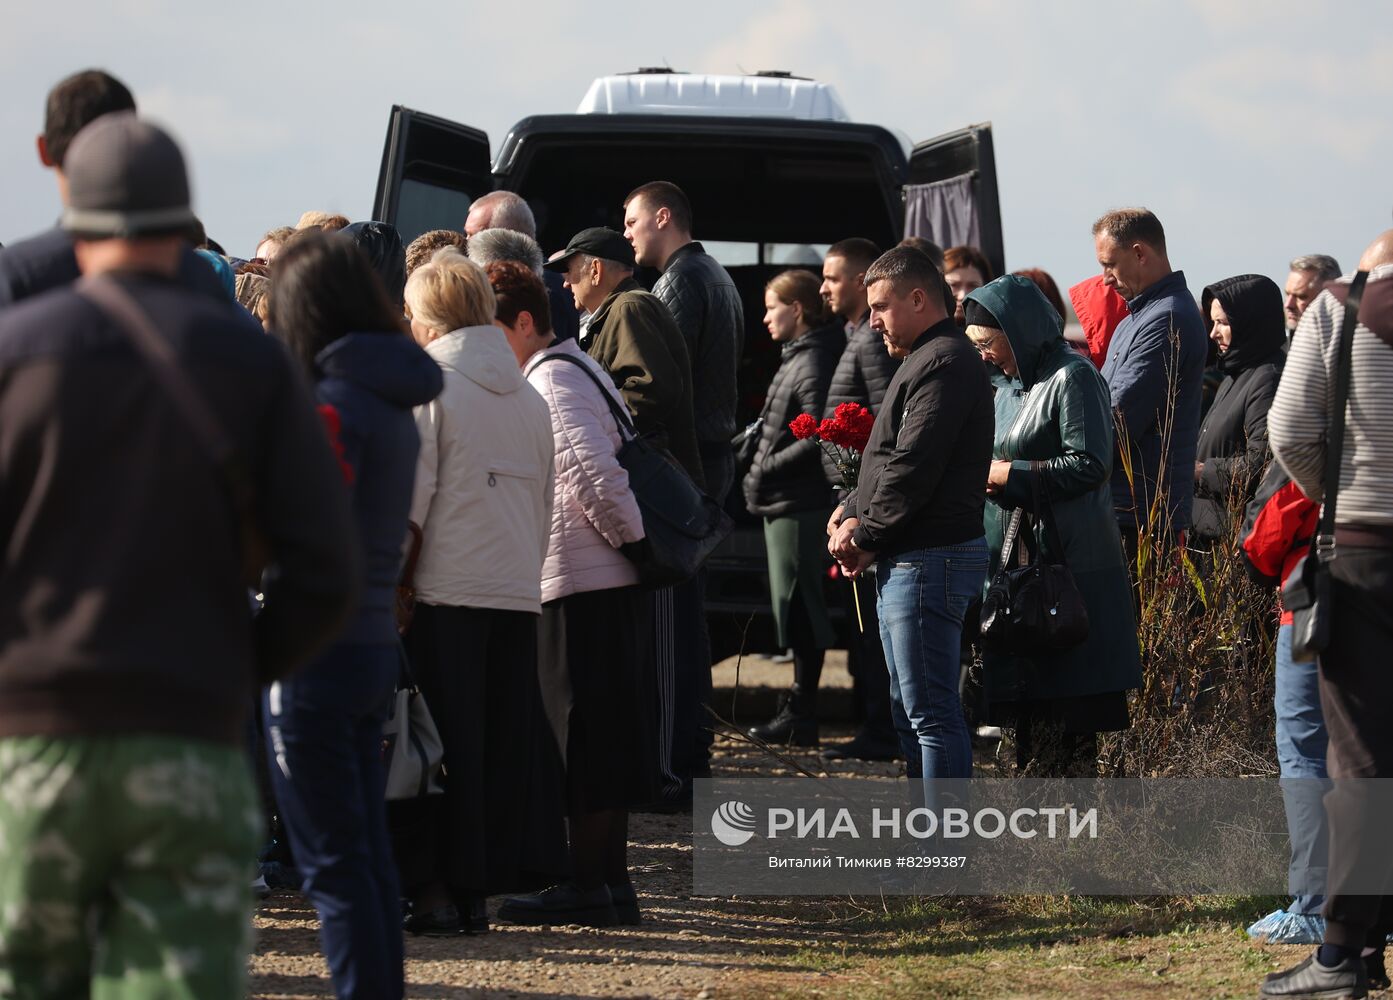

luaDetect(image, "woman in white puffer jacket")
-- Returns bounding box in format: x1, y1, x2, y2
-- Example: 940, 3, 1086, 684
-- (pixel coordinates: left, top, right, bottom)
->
398, 249, 566, 937
483, 261, 656, 930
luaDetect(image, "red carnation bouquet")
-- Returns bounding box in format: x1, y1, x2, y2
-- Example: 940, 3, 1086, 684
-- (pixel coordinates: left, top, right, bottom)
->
791, 402, 876, 631
790, 402, 876, 491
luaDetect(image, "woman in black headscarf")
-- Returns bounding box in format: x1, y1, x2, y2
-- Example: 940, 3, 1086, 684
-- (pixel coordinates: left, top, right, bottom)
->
1191, 274, 1286, 545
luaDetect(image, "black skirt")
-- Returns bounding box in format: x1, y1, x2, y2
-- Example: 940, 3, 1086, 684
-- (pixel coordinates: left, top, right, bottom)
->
538, 585, 657, 813
395, 603, 568, 897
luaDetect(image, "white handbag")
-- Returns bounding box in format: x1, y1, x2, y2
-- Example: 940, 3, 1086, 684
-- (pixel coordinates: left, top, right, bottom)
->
382, 649, 445, 801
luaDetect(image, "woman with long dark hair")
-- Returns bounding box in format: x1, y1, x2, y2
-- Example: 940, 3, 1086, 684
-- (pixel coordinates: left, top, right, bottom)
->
264, 230, 441, 999
743, 269, 845, 745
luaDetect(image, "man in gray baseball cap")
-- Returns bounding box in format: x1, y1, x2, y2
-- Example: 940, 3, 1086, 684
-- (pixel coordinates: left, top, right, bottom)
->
0, 114, 358, 998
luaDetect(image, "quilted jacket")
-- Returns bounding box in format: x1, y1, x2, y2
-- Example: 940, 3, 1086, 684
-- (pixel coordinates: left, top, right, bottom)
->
652, 242, 744, 445
743, 322, 844, 517
410, 325, 555, 613
524, 338, 645, 603
820, 313, 899, 486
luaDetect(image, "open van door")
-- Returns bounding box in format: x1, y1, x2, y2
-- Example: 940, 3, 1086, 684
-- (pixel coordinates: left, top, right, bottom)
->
903, 123, 1005, 279
372, 106, 493, 246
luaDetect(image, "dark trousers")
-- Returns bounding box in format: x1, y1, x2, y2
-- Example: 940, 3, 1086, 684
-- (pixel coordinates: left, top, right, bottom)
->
843, 576, 897, 743
662, 443, 732, 794
1319, 546, 1393, 950
668, 573, 712, 797
264, 642, 403, 1000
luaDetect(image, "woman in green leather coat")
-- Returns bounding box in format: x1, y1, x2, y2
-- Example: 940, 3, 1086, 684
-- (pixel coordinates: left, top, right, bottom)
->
963, 276, 1141, 775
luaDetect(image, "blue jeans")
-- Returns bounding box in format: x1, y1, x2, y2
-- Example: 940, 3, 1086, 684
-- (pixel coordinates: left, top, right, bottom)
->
876, 539, 989, 797
265, 642, 403, 1000
1274, 623, 1330, 914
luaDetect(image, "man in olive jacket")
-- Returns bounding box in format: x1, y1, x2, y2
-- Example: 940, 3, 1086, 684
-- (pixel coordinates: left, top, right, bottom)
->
549, 227, 703, 488
829, 247, 994, 795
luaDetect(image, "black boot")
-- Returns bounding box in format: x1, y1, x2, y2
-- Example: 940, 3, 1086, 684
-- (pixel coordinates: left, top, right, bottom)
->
747, 686, 818, 746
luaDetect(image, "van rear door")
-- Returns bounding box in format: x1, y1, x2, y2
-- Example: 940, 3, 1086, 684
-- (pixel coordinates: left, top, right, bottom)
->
373, 106, 493, 246
905, 123, 1005, 278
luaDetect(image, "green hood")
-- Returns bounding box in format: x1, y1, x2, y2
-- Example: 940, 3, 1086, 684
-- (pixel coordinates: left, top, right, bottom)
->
965, 275, 1066, 391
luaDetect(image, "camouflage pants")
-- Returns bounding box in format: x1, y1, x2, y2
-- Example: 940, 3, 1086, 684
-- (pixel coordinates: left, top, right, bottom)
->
0, 735, 262, 999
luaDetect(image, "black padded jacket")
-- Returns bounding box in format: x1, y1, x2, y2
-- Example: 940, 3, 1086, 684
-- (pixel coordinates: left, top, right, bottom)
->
652, 242, 744, 445
742, 322, 845, 517
821, 313, 900, 486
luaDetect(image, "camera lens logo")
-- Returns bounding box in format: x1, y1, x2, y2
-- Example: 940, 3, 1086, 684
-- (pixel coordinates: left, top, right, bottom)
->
711, 800, 758, 846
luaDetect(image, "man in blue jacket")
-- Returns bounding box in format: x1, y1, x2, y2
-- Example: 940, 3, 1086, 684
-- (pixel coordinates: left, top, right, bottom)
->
1092, 208, 1207, 556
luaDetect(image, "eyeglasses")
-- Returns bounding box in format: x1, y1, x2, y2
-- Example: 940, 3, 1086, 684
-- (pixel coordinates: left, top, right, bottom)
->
971, 333, 1002, 354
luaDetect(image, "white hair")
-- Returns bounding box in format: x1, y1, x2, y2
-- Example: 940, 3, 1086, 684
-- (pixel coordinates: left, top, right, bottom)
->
1288, 254, 1342, 281
467, 228, 544, 277
470, 191, 536, 239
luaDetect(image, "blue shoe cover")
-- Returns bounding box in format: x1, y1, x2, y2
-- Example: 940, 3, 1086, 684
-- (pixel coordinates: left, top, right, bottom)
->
1247, 908, 1326, 944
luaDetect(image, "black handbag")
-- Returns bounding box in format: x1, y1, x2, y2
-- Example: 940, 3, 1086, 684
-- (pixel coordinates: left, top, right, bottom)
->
1282, 270, 1368, 664
979, 474, 1089, 656
538, 352, 733, 588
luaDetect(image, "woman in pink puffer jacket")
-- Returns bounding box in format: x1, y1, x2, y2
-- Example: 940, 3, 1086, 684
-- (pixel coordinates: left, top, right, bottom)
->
484, 261, 655, 930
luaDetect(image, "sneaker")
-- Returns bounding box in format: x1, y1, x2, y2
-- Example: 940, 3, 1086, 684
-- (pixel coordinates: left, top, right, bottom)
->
1259, 950, 1368, 998
1249, 909, 1327, 945
608, 881, 641, 925
497, 883, 618, 927
768, 650, 794, 664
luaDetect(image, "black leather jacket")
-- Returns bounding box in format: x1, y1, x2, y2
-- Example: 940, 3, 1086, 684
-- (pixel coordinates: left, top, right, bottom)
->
652, 242, 744, 445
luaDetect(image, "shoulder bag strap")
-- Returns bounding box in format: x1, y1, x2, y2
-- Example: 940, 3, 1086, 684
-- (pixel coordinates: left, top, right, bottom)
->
75, 274, 262, 562
1028, 462, 1069, 564
534, 351, 637, 441
998, 506, 1025, 569
1313, 269, 1368, 565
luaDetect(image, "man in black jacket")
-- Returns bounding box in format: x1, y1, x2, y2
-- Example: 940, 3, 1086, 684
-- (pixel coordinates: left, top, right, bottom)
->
0, 68, 222, 307
623, 182, 741, 803
0, 115, 358, 997
817, 237, 904, 762
829, 247, 994, 798
623, 181, 743, 503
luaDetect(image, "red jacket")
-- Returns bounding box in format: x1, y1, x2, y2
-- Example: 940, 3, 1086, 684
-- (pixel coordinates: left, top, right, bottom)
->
1241, 479, 1318, 624
1068, 274, 1129, 370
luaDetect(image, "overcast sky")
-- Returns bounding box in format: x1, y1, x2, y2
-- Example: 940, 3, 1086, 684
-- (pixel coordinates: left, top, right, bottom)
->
3, 0, 1389, 297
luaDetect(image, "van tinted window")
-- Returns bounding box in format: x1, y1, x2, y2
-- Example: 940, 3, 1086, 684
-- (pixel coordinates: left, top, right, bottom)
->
396, 179, 474, 246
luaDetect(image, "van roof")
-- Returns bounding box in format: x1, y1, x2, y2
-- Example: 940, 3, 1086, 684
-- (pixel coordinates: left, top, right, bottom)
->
576, 70, 851, 121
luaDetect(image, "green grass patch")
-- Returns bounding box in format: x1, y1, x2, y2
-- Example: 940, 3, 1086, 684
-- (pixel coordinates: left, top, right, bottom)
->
752, 895, 1307, 1000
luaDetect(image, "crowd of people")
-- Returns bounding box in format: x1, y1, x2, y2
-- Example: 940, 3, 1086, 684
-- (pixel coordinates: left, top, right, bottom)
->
0, 68, 1389, 1000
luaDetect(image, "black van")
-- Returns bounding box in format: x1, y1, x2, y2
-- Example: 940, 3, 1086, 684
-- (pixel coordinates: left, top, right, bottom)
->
372, 70, 1004, 662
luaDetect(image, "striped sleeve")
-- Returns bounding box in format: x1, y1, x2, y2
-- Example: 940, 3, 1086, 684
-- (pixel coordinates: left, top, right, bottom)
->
1268, 291, 1335, 503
